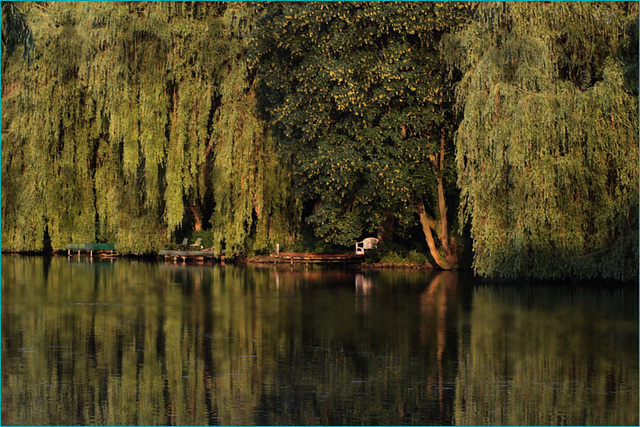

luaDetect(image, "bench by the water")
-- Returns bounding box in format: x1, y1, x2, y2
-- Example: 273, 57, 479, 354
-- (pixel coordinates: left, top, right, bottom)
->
65, 243, 116, 257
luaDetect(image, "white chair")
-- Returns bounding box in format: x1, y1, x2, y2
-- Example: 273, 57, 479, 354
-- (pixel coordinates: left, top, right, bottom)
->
355, 237, 379, 254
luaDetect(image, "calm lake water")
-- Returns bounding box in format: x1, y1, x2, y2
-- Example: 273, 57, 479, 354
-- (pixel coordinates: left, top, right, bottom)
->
1, 255, 637, 426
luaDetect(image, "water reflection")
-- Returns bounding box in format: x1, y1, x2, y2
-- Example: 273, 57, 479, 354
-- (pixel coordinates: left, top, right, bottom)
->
455, 285, 639, 426
2, 255, 637, 425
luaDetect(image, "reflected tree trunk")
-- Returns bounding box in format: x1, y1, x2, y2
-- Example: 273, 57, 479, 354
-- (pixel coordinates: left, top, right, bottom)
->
420, 271, 458, 413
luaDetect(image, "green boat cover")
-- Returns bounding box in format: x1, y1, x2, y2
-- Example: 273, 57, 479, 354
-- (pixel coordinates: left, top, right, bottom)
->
65, 243, 116, 250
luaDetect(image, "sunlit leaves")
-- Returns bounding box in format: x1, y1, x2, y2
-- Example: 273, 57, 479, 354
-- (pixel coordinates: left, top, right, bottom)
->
252, 2, 470, 246
1, 2, 301, 256
2, 3, 229, 253
450, 2, 639, 279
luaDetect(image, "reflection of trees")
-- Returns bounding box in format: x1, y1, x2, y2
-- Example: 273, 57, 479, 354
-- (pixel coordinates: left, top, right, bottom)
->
419, 272, 458, 415
454, 286, 639, 426
5, 258, 636, 425
2, 257, 280, 425
256, 270, 462, 425
2, 258, 467, 425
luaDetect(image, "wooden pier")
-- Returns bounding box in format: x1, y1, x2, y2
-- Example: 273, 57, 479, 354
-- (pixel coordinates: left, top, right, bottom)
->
159, 249, 225, 263
269, 252, 365, 265
65, 243, 116, 258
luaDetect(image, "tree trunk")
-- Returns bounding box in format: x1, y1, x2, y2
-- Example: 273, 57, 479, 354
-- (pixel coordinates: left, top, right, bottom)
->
437, 128, 452, 257
415, 200, 454, 269
190, 206, 203, 231
376, 211, 394, 242
415, 130, 458, 270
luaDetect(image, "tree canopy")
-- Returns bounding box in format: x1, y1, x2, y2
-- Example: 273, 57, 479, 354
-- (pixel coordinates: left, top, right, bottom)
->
447, 2, 638, 279
251, 2, 471, 268
2, 2, 637, 280
2, 2, 295, 255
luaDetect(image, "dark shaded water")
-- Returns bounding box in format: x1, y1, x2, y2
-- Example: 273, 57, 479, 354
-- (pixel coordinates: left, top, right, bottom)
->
1, 255, 637, 425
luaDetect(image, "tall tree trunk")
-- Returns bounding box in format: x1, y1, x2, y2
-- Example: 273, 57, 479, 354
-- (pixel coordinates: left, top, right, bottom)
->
415, 130, 458, 270
437, 128, 452, 257
415, 200, 453, 269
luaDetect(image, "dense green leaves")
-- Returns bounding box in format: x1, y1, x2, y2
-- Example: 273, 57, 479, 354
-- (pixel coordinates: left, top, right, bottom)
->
448, 2, 639, 279
3, 3, 220, 253
2, 2, 636, 280
1, 2, 294, 255
251, 2, 470, 258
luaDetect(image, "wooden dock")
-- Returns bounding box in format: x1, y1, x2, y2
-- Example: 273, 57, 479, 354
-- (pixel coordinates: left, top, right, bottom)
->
159, 249, 224, 263
65, 243, 116, 257
270, 252, 365, 265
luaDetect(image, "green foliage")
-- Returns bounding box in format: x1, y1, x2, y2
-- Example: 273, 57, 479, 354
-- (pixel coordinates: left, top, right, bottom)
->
209, 4, 299, 256
407, 250, 428, 265
3, 1, 636, 281
448, 2, 639, 280
251, 2, 470, 247
1, 2, 298, 255
288, 227, 345, 254
370, 241, 429, 266
1, 2, 34, 63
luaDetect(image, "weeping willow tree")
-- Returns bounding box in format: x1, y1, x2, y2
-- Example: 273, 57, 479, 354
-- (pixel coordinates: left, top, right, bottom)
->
2, 2, 296, 255
210, 3, 299, 256
448, 2, 639, 280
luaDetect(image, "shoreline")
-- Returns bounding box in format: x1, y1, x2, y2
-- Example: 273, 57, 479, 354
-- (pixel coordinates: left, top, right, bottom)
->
243, 254, 436, 270
3, 252, 637, 284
